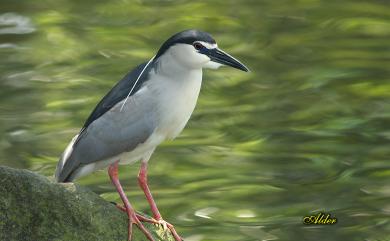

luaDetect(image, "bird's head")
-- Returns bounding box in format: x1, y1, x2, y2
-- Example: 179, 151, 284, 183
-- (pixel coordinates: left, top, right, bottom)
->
155, 30, 249, 72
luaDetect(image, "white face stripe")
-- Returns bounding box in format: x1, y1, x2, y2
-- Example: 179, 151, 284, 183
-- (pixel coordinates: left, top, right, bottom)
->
196, 41, 217, 49
159, 41, 220, 70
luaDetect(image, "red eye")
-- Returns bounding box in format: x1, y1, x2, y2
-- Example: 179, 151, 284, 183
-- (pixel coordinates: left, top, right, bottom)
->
193, 42, 203, 50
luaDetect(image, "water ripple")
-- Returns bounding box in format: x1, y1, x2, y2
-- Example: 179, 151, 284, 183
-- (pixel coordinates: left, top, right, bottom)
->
0, 12, 35, 35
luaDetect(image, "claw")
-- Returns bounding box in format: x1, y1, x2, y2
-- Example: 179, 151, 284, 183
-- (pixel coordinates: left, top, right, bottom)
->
157, 219, 169, 231
140, 218, 183, 241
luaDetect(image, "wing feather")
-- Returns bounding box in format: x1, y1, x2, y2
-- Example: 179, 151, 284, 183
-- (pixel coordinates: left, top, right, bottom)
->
55, 61, 156, 182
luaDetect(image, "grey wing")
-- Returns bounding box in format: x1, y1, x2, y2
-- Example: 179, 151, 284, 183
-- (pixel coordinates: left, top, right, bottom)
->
81, 62, 151, 131
55, 93, 158, 182
55, 60, 156, 182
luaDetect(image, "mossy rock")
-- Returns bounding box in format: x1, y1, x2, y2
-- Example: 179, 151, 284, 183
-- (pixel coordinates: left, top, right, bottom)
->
0, 166, 173, 241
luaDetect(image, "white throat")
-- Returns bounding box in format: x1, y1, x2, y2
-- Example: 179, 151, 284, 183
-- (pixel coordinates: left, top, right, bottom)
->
146, 53, 203, 140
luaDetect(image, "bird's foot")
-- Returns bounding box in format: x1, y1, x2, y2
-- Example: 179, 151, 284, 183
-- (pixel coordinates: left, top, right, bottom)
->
115, 203, 181, 241
154, 219, 182, 241
114, 203, 155, 241
126, 210, 156, 241
137, 215, 182, 241
114, 203, 153, 221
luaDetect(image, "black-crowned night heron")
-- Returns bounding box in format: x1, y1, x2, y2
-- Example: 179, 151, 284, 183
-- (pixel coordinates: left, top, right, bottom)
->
55, 29, 249, 241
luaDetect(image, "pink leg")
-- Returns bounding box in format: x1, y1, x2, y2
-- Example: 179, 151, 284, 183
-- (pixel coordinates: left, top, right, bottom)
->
138, 162, 161, 220
108, 161, 155, 241
138, 161, 182, 241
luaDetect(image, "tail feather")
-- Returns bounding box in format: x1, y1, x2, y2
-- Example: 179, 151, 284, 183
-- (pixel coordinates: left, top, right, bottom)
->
55, 134, 79, 182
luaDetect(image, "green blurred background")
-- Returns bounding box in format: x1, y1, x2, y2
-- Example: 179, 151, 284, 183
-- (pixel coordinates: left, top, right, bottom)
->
0, 0, 389, 240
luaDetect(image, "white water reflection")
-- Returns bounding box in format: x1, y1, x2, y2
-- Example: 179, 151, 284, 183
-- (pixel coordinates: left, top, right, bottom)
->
0, 12, 35, 34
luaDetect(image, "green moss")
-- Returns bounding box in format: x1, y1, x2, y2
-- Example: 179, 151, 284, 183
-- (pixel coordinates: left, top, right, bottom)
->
0, 166, 173, 241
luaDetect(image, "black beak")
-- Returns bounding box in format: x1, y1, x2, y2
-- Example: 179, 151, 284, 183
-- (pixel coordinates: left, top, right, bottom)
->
204, 48, 249, 72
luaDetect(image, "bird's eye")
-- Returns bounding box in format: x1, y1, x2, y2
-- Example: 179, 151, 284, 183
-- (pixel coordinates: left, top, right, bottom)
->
193, 42, 203, 50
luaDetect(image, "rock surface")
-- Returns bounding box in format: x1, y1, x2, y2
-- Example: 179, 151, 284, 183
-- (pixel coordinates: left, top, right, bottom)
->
0, 166, 173, 241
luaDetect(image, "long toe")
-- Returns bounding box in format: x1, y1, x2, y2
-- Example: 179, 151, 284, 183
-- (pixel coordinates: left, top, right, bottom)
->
131, 216, 182, 241
130, 213, 156, 241
116, 205, 156, 240
115, 203, 127, 212
157, 219, 183, 241
127, 220, 133, 241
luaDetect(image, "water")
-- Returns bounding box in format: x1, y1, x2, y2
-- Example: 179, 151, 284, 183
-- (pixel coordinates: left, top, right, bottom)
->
1, 0, 389, 240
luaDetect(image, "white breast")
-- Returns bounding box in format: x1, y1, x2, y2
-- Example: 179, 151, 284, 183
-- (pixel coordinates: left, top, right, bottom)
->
146, 67, 202, 140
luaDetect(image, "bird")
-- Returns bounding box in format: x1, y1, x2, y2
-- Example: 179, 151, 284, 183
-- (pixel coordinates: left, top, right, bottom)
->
54, 29, 249, 241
